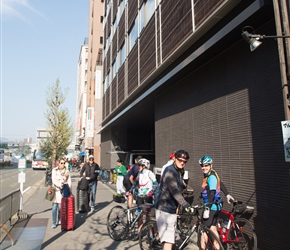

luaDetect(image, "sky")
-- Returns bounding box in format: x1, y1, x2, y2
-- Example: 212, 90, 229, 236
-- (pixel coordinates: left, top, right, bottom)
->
0, 0, 89, 142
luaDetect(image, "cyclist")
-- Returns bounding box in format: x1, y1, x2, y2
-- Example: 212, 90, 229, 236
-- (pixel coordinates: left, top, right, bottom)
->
128, 158, 158, 232
199, 155, 226, 249
155, 149, 192, 250
123, 155, 143, 208
160, 151, 175, 177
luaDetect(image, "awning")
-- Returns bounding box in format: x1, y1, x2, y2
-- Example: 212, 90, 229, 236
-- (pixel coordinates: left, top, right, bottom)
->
79, 151, 85, 156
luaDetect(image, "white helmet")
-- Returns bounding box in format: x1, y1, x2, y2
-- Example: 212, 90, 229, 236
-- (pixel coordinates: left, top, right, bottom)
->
138, 158, 150, 168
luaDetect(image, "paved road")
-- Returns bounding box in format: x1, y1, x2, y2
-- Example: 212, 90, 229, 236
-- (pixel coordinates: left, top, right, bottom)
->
0, 162, 45, 198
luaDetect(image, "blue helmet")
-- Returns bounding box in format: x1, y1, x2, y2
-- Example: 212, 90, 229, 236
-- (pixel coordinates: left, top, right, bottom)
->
199, 155, 213, 165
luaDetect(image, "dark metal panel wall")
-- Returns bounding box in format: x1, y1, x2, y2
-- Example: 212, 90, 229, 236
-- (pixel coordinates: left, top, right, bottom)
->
107, 9, 111, 37
161, 0, 193, 60
139, 16, 156, 83
111, 78, 117, 111
117, 64, 125, 106
112, 31, 118, 62
155, 28, 290, 249
104, 21, 107, 49
105, 88, 110, 118
106, 49, 110, 76
113, 0, 118, 21
194, 0, 226, 28
118, 11, 125, 50
127, 0, 137, 30
156, 6, 161, 67
127, 44, 138, 95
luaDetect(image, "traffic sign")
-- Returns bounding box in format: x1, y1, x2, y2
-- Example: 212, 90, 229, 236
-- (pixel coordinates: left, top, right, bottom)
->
18, 172, 26, 183
18, 158, 27, 169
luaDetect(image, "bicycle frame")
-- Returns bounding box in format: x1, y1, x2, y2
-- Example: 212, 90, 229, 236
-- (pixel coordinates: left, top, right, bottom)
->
216, 201, 257, 250
217, 209, 239, 243
126, 207, 143, 229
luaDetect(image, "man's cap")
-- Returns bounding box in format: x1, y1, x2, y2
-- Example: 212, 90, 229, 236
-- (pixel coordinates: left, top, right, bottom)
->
88, 155, 94, 159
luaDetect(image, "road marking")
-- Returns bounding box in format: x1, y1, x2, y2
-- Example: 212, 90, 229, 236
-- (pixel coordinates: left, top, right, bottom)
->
23, 187, 31, 194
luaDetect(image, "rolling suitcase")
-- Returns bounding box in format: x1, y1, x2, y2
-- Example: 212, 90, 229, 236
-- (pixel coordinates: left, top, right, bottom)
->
76, 188, 90, 213
61, 195, 75, 231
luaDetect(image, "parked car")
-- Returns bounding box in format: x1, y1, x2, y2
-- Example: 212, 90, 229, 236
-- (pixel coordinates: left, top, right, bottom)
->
0, 154, 4, 163
124, 150, 155, 170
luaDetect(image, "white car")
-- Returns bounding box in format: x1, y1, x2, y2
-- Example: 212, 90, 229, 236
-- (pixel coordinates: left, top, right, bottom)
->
0, 154, 4, 163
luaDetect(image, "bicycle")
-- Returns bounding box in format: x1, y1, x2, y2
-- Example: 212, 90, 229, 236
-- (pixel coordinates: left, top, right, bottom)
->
107, 200, 154, 241
139, 204, 225, 250
217, 200, 257, 250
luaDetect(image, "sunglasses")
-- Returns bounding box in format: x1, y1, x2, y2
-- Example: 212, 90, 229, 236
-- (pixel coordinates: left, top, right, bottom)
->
60, 162, 65, 164
176, 158, 187, 164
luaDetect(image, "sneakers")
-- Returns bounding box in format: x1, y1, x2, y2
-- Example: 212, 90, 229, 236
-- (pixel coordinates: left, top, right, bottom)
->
90, 206, 97, 212
52, 223, 56, 229
58, 220, 61, 225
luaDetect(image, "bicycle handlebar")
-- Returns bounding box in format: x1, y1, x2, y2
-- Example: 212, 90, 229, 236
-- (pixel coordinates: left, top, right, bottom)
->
231, 200, 254, 213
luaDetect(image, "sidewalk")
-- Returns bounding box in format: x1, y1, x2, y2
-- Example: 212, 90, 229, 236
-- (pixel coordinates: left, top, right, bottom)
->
1, 172, 198, 250
1, 171, 141, 250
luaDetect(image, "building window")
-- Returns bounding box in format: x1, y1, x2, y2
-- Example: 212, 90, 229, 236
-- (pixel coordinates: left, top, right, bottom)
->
128, 16, 138, 52
100, 16, 103, 23
119, 42, 126, 66
140, 0, 155, 33
100, 36, 103, 44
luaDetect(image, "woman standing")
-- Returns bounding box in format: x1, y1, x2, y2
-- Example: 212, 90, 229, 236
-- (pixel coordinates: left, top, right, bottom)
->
199, 155, 222, 249
51, 159, 71, 229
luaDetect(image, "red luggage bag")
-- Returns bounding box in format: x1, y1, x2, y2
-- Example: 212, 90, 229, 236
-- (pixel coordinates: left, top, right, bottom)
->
61, 195, 75, 231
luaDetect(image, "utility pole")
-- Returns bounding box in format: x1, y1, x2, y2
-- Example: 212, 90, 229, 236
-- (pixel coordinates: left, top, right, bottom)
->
273, 0, 290, 120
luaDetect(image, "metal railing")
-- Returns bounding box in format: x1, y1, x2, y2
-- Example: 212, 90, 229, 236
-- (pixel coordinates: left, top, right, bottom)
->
0, 189, 20, 245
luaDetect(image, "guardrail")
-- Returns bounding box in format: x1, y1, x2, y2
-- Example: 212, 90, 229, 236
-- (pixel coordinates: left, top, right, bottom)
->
0, 189, 20, 245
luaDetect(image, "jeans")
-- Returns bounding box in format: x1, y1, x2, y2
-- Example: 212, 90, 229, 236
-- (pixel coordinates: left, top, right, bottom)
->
52, 203, 60, 224
89, 181, 97, 208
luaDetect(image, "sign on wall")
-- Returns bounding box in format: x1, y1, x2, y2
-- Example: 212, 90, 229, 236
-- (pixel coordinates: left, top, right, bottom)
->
281, 120, 290, 162
86, 107, 94, 138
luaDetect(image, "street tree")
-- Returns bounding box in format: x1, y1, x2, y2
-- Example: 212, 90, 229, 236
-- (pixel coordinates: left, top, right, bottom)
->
40, 79, 74, 168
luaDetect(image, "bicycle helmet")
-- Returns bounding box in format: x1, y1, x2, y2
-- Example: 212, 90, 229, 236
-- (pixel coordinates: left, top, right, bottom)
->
199, 155, 213, 165
174, 150, 190, 160
138, 158, 150, 168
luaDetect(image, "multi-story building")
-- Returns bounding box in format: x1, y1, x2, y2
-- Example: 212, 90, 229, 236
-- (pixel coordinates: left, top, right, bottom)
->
76, 38, 88, 153
76, 0, 104, 162
99, 0, 290, 248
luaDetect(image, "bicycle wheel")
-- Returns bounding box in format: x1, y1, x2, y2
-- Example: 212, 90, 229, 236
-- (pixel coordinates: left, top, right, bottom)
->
197, 225, 225, 250
107, 205, 129, 241
139, 220, 162, 250
233, 218, 257, 250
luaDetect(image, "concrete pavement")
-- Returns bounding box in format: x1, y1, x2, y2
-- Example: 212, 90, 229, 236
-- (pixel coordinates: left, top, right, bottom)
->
1, 171, 198, 250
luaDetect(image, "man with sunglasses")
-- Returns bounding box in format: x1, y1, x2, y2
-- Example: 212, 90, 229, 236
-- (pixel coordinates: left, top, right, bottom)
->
80, 155, 100, 212
155, 149, 191, 250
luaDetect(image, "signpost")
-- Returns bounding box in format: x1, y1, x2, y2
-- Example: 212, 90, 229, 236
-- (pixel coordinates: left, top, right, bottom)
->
18, 157, 26, 211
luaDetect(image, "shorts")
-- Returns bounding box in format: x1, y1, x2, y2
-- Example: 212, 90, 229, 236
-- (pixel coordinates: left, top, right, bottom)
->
201, 209, 219, 228
136, 196, 153, 207
155, 209, 177, 244
123, 178, 132, 192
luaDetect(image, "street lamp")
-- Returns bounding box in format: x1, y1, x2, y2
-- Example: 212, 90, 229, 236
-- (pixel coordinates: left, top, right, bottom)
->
241, 25, 290, 123
241, 26, 290, 52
